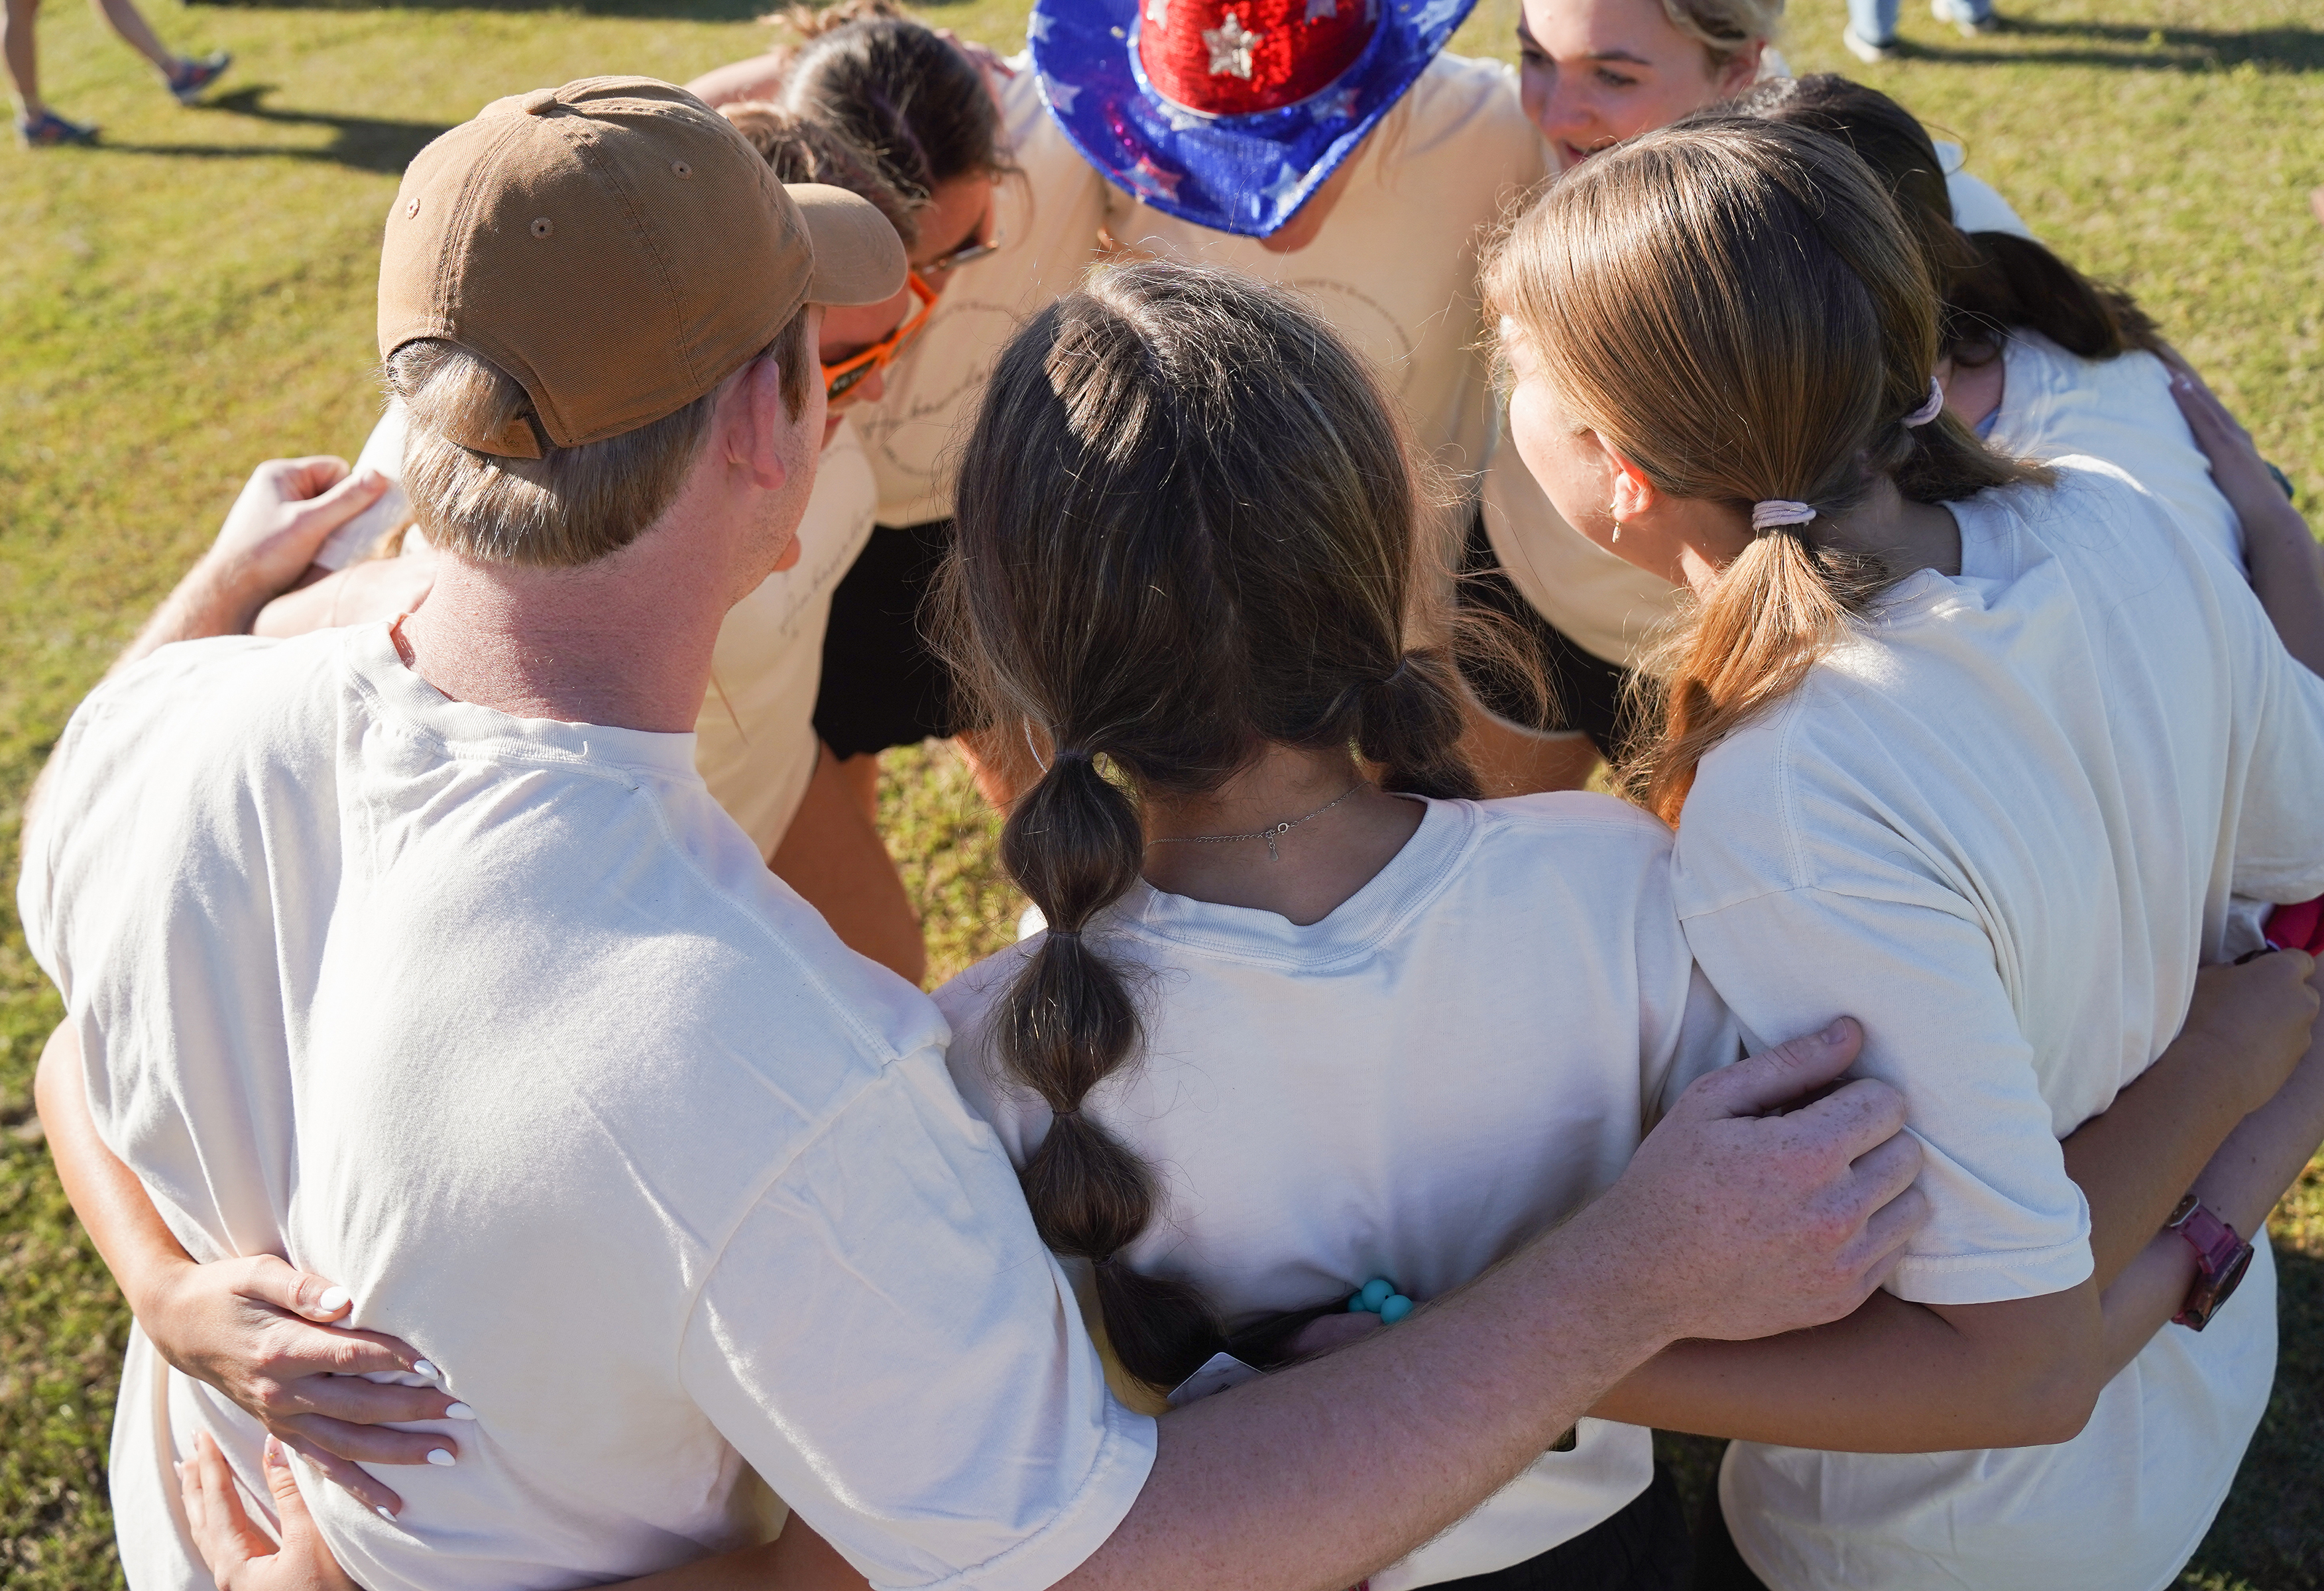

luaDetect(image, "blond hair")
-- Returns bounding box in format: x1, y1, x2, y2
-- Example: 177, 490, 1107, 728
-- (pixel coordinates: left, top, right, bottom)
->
1660, 0, 1782, 70
1485, 118, 2040, 823
387, 310, 811, 568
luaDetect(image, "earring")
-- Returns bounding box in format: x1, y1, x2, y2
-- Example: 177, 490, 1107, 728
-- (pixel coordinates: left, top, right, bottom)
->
1610, 518, 1623, 544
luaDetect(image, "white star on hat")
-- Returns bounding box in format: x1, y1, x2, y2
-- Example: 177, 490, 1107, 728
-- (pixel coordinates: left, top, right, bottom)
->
1260, 162, 1306, 208
1309, 84, 1361, 121
1043, 76, 1082, 113
1414, 0, 1462, 32
1143, 0, 1167, 26
1202, 11, 1260, 78
1128, 155, 1185, 202
1026, 9, 1052, 38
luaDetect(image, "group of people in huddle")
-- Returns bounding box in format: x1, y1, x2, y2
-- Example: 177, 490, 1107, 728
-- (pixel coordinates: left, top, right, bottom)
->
22, 1, 2324, 1591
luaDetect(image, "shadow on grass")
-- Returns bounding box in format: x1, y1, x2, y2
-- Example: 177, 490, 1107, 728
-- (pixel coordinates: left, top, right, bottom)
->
1879, 17, 2324, 74
93, 86, 452, 172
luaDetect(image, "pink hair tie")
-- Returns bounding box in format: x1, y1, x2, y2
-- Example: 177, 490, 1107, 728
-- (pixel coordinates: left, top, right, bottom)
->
1750, 500, 1817, 531
1904, 376, 1946, 428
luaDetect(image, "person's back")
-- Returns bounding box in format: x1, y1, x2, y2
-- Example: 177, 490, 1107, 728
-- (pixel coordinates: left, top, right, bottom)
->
943, 787, 1736, 1586
1677, 457, 2322, 1588
27, 624, 1098, 1587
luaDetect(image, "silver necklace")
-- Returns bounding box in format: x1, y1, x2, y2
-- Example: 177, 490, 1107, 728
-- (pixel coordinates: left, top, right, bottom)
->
1147, 784, 1365, 862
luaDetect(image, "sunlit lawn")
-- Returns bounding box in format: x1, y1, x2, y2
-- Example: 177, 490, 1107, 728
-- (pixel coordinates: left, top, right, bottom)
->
1, 0, 2319, 1581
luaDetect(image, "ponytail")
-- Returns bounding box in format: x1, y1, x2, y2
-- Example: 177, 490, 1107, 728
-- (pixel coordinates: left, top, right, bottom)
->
997, 750, 1224, 1389
1358, 647, 1480, 800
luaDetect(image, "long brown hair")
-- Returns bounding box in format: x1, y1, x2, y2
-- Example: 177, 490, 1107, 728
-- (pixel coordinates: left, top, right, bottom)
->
1727, 75, 2162, 368
940, 261, 1479, 1393
778, 0, 1011, 211
721, 100, 923, 251
1486, 118, 2040, 823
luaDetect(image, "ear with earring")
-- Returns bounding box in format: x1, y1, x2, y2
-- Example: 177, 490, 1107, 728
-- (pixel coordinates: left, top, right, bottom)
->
1609, 508, 1623, 544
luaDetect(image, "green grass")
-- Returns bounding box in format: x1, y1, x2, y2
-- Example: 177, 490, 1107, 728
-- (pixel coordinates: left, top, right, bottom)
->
2, 0, 2320, 1582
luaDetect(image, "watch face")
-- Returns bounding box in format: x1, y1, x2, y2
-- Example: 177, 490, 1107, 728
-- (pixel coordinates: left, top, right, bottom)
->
2213, 1242, 2255, 1311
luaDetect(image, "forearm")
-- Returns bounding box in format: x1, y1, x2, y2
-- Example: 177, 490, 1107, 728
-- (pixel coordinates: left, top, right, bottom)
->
1586, 1283, 2099, 1452
113, 556, 275, 678
2242, 499, 2324, 676
34, 1024, 196, 1319
1059, 1203, 1676, 1591
2060, 1024, 2251, 1287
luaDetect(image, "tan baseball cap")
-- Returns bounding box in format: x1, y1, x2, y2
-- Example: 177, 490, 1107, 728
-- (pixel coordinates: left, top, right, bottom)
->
379, 76, 905, 459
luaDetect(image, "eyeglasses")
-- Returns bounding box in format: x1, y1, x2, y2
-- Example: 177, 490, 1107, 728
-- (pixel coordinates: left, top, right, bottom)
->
923, 221, 1003, 274
823, 272, 939, 405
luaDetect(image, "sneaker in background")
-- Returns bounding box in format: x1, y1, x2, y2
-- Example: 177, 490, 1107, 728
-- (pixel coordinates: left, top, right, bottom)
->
1842, 24, 1900, 61
17, 109, 100, 147
1930, 0, 2004, 34
166, 50, 232, 104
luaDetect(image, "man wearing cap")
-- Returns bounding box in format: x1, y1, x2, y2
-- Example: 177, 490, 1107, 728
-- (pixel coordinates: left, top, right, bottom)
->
23, 77, 1926, 1591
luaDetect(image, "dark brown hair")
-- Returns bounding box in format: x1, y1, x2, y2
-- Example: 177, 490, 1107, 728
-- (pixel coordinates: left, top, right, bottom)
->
721, 99, 923, 251
1725, 74, 2162, 368
1486, 117, 2041, 823
941, 261, 1478, 1392
778, 0, 1010, 211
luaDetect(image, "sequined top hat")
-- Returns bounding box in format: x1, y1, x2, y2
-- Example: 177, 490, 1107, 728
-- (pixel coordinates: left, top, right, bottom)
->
1027, 0, 1477, 237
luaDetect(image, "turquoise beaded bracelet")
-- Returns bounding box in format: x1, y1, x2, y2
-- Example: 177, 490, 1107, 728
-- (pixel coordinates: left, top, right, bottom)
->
1346, 1276, 1414, 1325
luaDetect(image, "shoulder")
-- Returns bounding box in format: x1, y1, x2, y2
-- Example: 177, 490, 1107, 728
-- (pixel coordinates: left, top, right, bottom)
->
1400, 53, 1546, 164
933, 940, 1045, 1159
1475, 789, 1672, 860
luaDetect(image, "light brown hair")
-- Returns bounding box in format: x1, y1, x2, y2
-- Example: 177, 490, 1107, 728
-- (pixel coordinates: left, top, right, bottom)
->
388, 308, 811, 568
940, 261, 1480, 1392
1485, 117, 2040, 823
779, 0, 1012, 206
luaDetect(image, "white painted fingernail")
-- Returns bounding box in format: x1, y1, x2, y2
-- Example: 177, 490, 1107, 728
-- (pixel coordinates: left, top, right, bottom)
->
426, 1448, 455, 1466
316, 1286, 351, 1313
412, 1360, 438, 1379
445, 1402, 476, 1420
377, 1506, 396, 1521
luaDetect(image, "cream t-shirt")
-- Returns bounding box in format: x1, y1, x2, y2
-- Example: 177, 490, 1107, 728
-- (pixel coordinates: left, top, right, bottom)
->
353, 403, 874, 858
1666, 461, 2324, 1591
937, 794, 1741, 1588
696, 418, 881, 855
1986, 327, 2242, 567
1478, 154, 2035, 671
1100, 52, 1546, 532
21, 626, 1153, 1591
854, 62, 1110, 528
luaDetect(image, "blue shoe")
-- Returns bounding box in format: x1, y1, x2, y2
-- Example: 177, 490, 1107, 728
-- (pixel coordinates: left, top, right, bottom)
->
1930, 0, 2004, 34
166, 50, 231, 104
17, 109, 99, 147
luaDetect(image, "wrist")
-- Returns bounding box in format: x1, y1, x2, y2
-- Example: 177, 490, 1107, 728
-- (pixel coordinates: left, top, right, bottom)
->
124, 1251, 205, 1351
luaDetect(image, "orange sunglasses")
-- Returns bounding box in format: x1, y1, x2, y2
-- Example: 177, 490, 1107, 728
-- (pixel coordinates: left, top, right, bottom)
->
823, 271, 939, 404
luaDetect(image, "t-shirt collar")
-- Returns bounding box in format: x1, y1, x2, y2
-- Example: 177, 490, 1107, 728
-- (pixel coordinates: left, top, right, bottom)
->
343, 621, 701, 779
1116, 795, 1474, 969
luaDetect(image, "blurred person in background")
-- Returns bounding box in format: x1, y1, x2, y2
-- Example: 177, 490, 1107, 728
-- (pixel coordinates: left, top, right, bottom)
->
5, 0, 227, 146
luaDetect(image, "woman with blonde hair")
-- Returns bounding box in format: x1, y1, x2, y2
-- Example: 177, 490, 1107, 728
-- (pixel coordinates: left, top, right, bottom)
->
1489, 117, 2324, 1589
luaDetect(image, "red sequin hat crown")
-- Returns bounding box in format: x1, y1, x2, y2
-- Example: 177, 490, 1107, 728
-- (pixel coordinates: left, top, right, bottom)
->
1137, 0, 1380, 117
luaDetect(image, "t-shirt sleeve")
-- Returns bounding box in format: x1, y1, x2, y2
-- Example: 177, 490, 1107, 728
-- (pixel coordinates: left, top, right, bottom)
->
679, 1047, 1155, 1591
1680, 883, 2092, 1307
2223, 576, 2324, 904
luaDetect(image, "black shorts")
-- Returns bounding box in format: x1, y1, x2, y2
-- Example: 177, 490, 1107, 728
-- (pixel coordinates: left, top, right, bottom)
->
1426, 1463, 1692, 1591
1455, 505, 1653, 766
813, 518, 962, 760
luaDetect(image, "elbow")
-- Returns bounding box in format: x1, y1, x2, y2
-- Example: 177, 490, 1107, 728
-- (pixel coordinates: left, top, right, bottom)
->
1986, 1336, 2106, 1448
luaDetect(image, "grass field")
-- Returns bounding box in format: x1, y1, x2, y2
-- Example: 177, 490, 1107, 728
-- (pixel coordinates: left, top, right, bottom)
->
3, 0, 2321, 1582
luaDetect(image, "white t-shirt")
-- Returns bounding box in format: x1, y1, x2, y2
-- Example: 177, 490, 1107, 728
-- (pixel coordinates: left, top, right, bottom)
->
937, 794, 1741, 1588
855, 62, 1110, 528
352, 403, 874, 858
696, 418, 881, 854
1478, 153, 2034, 672
1986, 327, 2242, 567
20, 626, 1153, 1591
1664, 462, 2324, 1591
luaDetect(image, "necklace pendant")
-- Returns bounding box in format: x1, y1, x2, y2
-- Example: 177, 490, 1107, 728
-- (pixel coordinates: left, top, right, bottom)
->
1265, 834, 1281, 862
